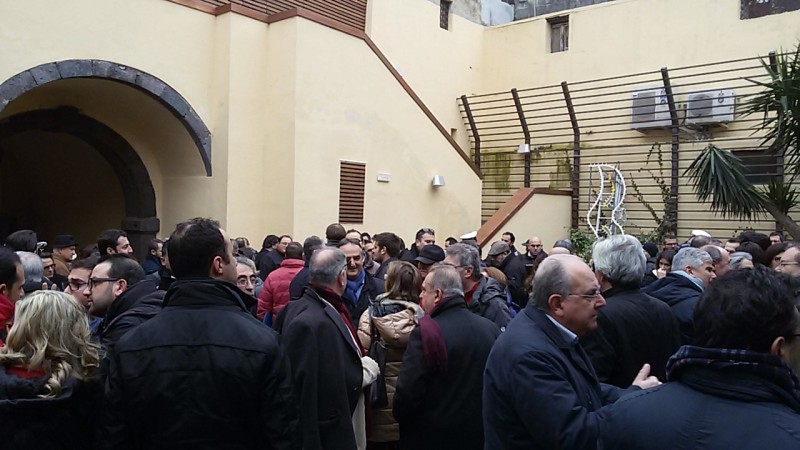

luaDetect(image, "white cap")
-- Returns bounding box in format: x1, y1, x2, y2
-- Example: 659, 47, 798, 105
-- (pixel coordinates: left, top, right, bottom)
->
460, 231, 477, 240
691, 229, 711, 238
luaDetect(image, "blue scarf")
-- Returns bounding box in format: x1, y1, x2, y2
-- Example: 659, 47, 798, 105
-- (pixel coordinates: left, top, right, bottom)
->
344, 269, 366, 306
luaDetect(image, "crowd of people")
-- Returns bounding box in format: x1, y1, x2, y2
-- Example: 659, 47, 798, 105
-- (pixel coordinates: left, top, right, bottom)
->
0, 222, 799, 449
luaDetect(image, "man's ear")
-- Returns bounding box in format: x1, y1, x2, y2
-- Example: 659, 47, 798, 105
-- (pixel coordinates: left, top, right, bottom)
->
548, 293, 566, 318
771, 335, 787, 358
113, 279, 128, 297
210, 255, 224, 277
0, 283, 8, 298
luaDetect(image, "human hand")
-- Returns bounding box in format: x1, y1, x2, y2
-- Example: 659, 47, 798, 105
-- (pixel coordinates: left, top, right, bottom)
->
632, 363, 661, 389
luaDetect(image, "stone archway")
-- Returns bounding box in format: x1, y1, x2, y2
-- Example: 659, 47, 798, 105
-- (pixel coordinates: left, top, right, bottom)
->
0, 107, 159, 260
0, 59, 212, 176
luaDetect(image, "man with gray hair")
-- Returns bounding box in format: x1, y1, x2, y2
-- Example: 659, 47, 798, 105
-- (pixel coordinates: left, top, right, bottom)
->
644, 247, 716, 344
484, 254, 660, 449
275, 247, 379, 450
15, 251, 52, 295
701, 244, 730, 278
582, 235, 682, 387
393, 265, 500, 450
444, 243, 511, 331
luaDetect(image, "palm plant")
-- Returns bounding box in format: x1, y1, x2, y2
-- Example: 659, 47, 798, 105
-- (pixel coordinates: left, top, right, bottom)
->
686, 45, 800, 238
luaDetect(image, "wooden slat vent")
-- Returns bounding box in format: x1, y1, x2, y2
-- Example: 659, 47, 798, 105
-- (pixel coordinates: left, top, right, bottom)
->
339, 161, 365, 224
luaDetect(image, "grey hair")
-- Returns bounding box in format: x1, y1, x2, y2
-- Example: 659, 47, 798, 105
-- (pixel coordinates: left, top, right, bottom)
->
671, 247, 712, 272
235, 256, 256, 273
531, 256, 572, 311
591, 234, 645, 287
445, 243, 481, 281
427, 265, 464, 298
309, 248, 346, 286
16, 251, 43, 283
730, 251, 753, 270
553, 239, 574, 253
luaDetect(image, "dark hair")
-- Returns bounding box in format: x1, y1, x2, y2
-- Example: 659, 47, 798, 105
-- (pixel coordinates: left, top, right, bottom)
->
657, 249, 677, 265
97, 229, 127, 255
168, 218, 229, 278
373, 232, 403, 258
662, 233, 677, 242
325, 223, 346, 242
39, 252, 53, 260
694, 266, 800, 352
279, 234, 292, 242
738, 241, 766, 266
689, 235, 712, 248
261, 235, 279, 250
502, 231, 516, 244
79, 244, 100, 260
98, 254, 145, 285
445, 237, 458, 246
738, 231, 770, 252
769, 231, 785, 242
71, 256, 99, 271
4, 230, 37, 253
235, 237, 249, 249
764, 242, 790, 267
0, 247, 21, 288
346, 228, 360, 235
285, 242, 303, 260
727, 237, 741, 244
360, 232, 371, 242
553, 239, 573, 252
302, 236, 324, 261
148, 238, 163, 253
415, 227, 435, 240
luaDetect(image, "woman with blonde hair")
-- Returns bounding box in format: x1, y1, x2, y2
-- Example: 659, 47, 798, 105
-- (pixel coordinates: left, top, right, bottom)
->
358, 261, 424, 449
0, 290, 101, 448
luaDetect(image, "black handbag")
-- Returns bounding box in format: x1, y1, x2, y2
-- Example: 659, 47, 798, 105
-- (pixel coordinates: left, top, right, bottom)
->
368, 304, 389, 408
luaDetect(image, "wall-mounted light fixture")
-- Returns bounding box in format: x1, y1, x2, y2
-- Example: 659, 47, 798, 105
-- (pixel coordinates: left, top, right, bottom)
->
432, 175, 446, 187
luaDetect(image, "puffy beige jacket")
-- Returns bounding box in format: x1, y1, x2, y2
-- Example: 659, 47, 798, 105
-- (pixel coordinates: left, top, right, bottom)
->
357, 295, 424, 443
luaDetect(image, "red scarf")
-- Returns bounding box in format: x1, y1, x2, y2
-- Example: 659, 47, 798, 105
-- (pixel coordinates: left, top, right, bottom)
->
0, 293, 14, 345
312, 285, 364, 356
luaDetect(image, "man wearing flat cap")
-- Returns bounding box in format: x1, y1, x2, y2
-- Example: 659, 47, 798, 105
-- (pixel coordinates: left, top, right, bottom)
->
488, 241, 529, 307
52, 234, 77, 278
414, 244, 445, 282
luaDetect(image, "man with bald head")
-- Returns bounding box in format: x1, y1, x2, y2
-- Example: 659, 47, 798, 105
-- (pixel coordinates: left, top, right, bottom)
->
518, 236, 548, 273
701, 245, 730, 279
483, 254, 661, 450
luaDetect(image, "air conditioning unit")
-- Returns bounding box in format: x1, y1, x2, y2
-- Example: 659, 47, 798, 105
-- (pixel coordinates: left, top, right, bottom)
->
631, 88, 672, 130
686, 89, 735, 126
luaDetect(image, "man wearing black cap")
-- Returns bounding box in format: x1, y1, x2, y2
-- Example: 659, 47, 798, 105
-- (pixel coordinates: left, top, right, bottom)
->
52, 234, 77, 278
414, 244, 445, 282
487, 241, 529, 307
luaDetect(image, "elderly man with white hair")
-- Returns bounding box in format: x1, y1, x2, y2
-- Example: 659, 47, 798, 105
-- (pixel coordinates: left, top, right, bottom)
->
644, 247, 716, 344
582, 235, 682, 387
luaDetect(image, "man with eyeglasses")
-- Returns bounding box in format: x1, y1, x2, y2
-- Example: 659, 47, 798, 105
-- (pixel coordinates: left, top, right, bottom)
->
445, 243, 511, 331
777, 243, 800, 277
601, 267, 800, 450
337, 238, 384, 326
401, 227, 436, 263
483, 254, 661, 450
581, 235, 681, 388
518, 235, 547, 272
64, 255, 102, 334
84, 253, 164, 367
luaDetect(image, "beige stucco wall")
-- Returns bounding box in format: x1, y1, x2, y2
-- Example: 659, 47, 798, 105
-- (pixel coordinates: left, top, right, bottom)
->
367, 0, 485, 153
290, 18, 483, 243
485, 192, 573, 252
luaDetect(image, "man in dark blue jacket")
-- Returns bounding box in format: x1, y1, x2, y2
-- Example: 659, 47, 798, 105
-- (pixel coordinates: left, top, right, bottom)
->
644, 247, 716, 344
601, 267, 800, 449
483, 254, 660, 450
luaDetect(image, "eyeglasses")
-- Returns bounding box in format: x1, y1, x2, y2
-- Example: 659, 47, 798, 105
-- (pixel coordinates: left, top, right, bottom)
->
443, 263, 469, 270
87, 277, 120, 290
569, 291, 603, 302
530, 244, 543, 248
43, 264, 55, 271
68, 279, 88, 291
236, 276, 258, 287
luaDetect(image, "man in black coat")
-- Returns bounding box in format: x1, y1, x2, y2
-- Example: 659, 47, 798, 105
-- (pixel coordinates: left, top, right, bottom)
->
99, 218, 299, 449
84, 254, 164, 364
275, 247, 378, 450
483, 254, 661, 450
486, 241, 528, 307
601, 267, 800, 449
399, 227, 436, 263
582, 235, 682, 387
644, 247, 716, 344
393, 265, 499, 450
